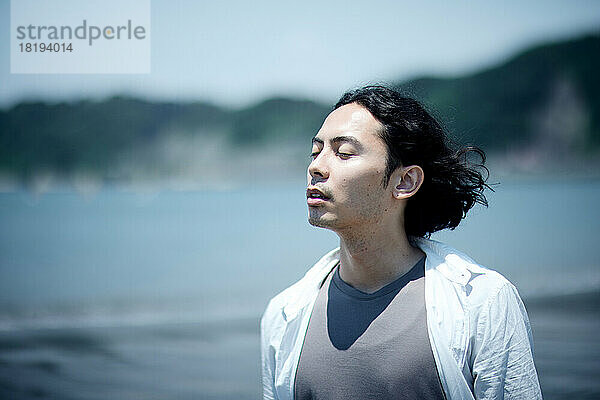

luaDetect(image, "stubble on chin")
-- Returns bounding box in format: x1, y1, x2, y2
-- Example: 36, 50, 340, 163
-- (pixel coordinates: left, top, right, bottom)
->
308, 210, 334, 229
308, 217, 324, 228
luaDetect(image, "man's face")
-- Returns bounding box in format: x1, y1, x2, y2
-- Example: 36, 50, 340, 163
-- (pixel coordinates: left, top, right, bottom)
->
307, 103, 393, 231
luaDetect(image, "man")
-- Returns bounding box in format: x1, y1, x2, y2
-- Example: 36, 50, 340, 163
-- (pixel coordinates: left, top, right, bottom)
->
261, 85, 542, 399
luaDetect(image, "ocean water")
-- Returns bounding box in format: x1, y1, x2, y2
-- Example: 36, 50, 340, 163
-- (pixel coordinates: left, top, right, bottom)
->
0, 179, 599, 399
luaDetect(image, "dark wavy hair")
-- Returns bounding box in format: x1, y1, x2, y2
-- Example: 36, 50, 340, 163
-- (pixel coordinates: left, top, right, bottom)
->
334, 85, 491, 238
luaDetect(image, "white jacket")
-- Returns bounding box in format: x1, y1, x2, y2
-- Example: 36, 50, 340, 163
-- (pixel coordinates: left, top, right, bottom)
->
261, 237, 542, 399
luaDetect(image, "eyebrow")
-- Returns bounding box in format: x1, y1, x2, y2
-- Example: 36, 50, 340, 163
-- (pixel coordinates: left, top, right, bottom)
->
311, 135, 363, 149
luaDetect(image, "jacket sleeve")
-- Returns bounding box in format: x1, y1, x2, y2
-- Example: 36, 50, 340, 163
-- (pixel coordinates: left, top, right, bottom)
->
471, 281, 543, 399
261, 305, 277, 400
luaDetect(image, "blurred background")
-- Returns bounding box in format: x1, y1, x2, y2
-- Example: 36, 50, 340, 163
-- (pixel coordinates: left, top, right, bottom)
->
1, 0, 600, 399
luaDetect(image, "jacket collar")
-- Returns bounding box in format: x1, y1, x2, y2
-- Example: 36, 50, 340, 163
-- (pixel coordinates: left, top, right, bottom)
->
412, 237, 473, 287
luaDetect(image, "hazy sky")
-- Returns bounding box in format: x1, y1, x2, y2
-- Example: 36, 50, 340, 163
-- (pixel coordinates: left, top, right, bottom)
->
1, 0, 600, 108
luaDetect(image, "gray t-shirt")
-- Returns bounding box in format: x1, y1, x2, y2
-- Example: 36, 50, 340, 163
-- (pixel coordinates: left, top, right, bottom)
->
294, 257, 446, 399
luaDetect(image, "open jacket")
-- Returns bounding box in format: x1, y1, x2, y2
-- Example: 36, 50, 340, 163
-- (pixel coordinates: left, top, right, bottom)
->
261, 237, 542, 399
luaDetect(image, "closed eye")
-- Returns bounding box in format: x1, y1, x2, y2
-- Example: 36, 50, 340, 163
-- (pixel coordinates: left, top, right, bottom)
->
336, 152, 353, 160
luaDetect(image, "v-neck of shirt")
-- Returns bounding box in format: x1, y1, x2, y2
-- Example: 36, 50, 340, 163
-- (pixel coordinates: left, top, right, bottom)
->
332, 256, 426, 300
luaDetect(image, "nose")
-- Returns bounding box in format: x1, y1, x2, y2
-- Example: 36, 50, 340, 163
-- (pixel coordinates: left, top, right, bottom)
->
308, 152, 329, 180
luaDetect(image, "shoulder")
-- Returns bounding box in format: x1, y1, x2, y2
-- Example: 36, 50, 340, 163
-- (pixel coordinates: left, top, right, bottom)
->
414, 237, 520, 311
415, 237, 533, 359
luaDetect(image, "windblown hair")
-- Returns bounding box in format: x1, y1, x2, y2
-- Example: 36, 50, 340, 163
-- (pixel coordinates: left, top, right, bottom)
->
335, 85, 491, 238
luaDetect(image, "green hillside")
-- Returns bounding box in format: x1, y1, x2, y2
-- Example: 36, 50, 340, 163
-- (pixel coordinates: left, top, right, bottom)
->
0, 98, 229, 178
0, 97, 329, 180
231, 97, 329, 145
397, 34, 600, 152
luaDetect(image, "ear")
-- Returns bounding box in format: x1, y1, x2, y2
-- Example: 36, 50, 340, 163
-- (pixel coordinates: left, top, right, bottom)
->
391, 165, 424, 200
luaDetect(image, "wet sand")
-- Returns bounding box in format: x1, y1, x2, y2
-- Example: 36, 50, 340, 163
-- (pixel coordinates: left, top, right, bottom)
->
0, 292, 598, 399
525, 291, 600, 400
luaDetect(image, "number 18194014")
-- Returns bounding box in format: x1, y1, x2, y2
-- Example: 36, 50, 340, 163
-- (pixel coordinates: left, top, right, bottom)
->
19, 42, 73, 52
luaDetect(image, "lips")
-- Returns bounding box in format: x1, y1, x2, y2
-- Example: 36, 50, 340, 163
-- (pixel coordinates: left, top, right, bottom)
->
306, 187, 331, 206
306, 187, 330, 199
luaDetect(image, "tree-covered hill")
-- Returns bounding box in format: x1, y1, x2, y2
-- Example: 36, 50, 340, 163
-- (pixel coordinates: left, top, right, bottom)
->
396, 34, 600, 153
0, 98, 230, 178
0, 97, 329, 181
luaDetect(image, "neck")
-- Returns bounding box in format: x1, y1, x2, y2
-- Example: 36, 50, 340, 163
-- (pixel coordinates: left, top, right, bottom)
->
336, 222, 424, 294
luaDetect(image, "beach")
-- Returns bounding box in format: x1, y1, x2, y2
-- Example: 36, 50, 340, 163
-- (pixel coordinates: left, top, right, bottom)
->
0, 291, 599, 399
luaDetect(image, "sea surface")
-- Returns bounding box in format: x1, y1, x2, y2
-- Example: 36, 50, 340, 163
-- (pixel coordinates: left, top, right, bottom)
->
0, 179, 599, 399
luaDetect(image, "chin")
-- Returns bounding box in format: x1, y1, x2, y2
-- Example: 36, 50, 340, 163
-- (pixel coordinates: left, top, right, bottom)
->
308, 214, 334, 229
